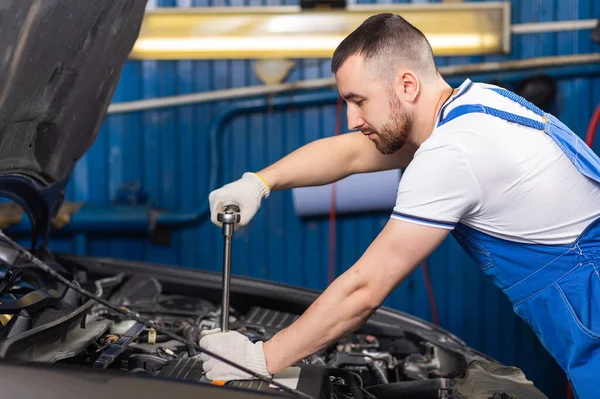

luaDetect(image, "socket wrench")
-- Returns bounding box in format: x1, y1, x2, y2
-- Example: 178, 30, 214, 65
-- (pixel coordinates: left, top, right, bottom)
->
217, 204, 240, 331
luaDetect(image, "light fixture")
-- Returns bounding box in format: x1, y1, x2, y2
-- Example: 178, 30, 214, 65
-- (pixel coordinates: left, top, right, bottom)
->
129, 2, 511, 60
253, 59, 295, 85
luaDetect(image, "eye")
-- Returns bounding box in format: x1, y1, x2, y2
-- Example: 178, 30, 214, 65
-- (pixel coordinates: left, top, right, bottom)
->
356, 100, 364, 106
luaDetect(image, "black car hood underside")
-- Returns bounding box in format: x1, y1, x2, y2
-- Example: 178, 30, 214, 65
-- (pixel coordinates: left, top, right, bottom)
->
0, 0, 146, 246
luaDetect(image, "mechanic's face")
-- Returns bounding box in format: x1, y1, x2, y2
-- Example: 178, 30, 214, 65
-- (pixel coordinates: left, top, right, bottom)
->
335, 54, 413, 154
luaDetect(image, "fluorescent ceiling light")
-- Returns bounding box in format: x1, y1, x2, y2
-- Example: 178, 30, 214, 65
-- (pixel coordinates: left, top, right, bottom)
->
129, 2, 510, 59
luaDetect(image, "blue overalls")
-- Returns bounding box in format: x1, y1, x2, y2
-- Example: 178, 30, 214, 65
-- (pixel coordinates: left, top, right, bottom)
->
437, 81, 600, 399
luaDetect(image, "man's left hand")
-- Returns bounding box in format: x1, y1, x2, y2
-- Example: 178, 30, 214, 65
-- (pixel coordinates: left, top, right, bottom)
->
199, 329, 272, 381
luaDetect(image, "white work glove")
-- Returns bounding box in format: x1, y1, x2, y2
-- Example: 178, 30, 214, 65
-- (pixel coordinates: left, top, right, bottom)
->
199, 328, 271, 381
208, 172, 270, 230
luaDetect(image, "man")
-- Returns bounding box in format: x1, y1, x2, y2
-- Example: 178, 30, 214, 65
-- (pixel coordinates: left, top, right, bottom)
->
201, 13, 600, 399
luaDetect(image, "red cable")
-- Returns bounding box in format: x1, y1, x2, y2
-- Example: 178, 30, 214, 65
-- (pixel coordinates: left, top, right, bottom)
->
585, 103, 600, 148
329, 96, 344, 284
566, 381, 574, 399
421, 259, 439, 325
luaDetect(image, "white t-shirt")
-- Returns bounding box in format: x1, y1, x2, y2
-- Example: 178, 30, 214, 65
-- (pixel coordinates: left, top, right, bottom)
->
391, 79, 600, 245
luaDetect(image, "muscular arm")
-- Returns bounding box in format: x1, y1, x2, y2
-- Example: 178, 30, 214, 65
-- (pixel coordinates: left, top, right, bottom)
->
262, 219, 450, 374
258, 132, 416, 191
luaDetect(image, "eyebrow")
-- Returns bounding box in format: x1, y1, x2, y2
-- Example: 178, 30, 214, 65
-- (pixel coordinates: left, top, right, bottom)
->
341, 92, 365, 102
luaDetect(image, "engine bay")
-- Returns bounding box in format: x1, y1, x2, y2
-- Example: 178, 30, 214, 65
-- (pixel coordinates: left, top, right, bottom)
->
0, 245, 548, 399
66, 274, 462, 399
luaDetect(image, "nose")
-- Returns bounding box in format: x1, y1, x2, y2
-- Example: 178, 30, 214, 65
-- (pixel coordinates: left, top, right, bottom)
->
347, 107, 365, 131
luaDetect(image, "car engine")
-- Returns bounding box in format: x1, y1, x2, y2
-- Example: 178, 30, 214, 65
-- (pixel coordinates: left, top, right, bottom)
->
0, 250, 548, 399
68, 275, 462, 399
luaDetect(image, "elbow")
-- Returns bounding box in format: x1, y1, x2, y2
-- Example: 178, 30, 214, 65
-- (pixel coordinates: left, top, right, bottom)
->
344, 269, 384, 318
353, 287, 382, 318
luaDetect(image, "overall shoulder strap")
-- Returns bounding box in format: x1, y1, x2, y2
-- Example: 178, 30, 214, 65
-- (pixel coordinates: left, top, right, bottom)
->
439, 104, 546, 130
438, 83, 600, 188
438, 85, 547, 131
486, 87, 545, 116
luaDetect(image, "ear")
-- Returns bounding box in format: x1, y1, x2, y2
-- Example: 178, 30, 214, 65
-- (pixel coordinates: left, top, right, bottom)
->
393, 70, 420, 103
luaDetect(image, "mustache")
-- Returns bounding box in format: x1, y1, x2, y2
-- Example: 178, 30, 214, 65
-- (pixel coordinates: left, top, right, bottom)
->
361, 127, 377, 135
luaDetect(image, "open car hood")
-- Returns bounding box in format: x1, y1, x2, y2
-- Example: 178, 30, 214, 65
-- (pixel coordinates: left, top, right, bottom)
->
0, 0, 146, 247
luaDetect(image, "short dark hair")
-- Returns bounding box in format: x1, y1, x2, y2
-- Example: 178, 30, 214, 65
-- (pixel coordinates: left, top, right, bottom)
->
331, 13, 437, 80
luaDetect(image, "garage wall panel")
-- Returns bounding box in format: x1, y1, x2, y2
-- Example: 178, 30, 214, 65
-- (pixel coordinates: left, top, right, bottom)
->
40, 0, 600, 397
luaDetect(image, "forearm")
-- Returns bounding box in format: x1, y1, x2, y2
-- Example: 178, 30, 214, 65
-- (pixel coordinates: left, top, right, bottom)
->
262, 269, 380, 374
258, 134, 357, 191
260, 220, 445, 375
257, 132, 415, 191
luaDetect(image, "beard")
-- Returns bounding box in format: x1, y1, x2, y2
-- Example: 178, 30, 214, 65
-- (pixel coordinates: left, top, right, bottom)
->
362, 95, 413, 155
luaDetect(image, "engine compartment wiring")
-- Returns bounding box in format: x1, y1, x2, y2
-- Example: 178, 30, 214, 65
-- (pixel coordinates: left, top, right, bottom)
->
0, 229, 315, 399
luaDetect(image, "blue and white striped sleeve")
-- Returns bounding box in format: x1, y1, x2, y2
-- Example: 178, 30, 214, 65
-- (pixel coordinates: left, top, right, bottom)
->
391, 142, 481, 230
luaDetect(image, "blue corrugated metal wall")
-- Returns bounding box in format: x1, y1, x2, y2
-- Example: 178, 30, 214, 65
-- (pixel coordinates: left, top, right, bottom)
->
44, 0, 600, 397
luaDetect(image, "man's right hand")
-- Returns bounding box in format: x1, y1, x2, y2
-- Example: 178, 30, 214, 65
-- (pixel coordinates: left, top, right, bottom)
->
209, 172, 270, 230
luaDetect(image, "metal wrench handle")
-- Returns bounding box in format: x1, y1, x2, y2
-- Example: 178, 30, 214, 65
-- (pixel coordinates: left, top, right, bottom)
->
217, 204, 240, 331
